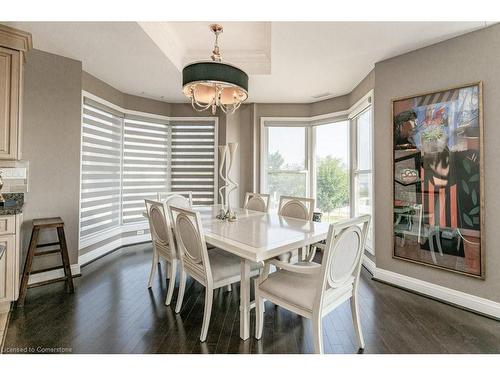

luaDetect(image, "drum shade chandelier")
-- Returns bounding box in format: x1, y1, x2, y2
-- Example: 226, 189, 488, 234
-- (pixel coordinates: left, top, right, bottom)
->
182, 24, 249, 115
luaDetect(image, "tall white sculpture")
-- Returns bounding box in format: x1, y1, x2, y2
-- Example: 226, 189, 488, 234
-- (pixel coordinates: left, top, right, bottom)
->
217, 142, 239, 221
218, 145, 228, 207
226, 142, 239, 217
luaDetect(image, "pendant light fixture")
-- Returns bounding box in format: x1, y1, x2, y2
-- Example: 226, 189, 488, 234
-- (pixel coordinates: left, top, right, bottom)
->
182, 24, 249, 115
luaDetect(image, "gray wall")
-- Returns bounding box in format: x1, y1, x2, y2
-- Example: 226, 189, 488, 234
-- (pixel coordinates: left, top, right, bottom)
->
22, 49, 82, 267
374, 24, 500, 302
82, 72, 172, 116
349, 69, 375, 107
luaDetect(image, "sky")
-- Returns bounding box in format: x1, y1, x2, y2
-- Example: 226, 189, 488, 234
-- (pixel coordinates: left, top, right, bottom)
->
267, 121, 350, 169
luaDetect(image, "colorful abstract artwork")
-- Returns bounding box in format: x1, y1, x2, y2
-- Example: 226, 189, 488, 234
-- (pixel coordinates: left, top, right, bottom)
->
392, 83, 484, 277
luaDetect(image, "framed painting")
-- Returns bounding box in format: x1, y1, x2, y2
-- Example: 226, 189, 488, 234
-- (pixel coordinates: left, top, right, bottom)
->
392, 82, 484, 278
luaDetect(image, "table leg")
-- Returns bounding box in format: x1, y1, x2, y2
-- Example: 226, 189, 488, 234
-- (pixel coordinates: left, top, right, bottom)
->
239, 259, 251, 340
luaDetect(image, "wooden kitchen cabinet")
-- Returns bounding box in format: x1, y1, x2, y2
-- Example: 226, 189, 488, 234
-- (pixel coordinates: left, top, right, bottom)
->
0, 25, 32, 161
0, 234, 16, 307
0, 214, 21, 313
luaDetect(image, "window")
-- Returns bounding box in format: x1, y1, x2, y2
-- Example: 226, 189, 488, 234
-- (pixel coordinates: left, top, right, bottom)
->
80, 98, 122, 240
314, 120, 350, 222
261, 92, 374, 251
79, 94, 217, 252
170, 120, 217, 206
264, 126, 308, 210
122, 114, 169, 224
353, 108, 374, 251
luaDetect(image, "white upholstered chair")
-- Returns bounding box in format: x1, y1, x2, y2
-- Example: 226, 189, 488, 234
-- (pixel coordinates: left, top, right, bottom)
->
278, 195, 316, 261
168, 205, 260, 342
243, 192, 270, 212
145, 194, 191, 305
278, 195, 315, 221
255, 215, 371, 354
157, 191, 193, 206
145, 199, 176, 305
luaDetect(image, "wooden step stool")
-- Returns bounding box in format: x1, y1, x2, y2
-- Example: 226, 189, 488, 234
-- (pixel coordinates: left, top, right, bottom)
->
17, 217, 74, 307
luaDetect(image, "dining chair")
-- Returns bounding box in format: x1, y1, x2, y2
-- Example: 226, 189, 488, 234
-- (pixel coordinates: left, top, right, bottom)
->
168, 205, 260, 342
278, 195, 315, 221
144, 194, 191, 305
243, 192, 270, 212
278, 195, 316, 261
145, 199, 176, 305
254, 215, 371, 354
157, 191, 193, 206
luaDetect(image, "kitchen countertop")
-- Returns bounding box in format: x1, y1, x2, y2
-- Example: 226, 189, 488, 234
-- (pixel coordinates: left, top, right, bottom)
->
0, 193, 24, 216
0, 204, 23, 216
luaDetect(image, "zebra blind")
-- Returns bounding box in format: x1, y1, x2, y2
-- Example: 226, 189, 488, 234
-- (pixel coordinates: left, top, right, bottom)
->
122, 114, 169, 224
80, 99, 123, 239
170, 120, 216, 205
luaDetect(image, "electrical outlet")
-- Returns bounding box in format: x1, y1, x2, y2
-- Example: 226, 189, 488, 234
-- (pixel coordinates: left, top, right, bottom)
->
137, 229, 145, 235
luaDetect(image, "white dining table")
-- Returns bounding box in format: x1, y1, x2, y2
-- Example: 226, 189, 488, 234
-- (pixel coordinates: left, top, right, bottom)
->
193, 204, 330, 340
144, 204, 331, 340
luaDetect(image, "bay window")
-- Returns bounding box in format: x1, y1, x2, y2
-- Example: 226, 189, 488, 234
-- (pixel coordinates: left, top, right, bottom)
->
261, 92, 374, 251
79, 93, 217, 257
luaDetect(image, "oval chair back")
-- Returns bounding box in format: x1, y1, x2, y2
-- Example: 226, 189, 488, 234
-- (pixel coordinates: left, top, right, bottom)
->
169, 205, 212, 285
164, 194, 191, 210
316, 215, 371, 306
157, 191, 193, 206
243, 192, 270, 212
145, 199, 176, 260
278, 195, 315, 221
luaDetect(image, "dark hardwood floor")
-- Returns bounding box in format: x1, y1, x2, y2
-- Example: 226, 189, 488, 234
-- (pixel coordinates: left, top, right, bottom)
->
3, 243, 500, 354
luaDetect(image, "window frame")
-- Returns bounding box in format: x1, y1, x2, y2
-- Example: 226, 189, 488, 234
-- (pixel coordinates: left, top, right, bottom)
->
260, 90, 374, 253
260, 122, 311, 200
351, 105, 374, 254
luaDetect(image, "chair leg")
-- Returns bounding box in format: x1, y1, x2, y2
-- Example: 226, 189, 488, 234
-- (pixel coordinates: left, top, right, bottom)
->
255, 283, 264, 339
312, 312, 323, 354
350, 295, 365, 350
306, 245, 317, 262
200, 287, 214, 342
165, 260, 177, 306
147, 251, 158, 288
175, 270, 186, 314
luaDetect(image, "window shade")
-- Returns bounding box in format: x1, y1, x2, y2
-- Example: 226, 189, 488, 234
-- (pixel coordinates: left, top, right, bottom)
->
80, 99, 123, 239
170, 120, 216, 205
80, 96, 218, 248
122, 114, 170, 224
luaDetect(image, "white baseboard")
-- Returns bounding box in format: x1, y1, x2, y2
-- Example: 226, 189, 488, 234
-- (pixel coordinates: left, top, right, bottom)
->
78, 234, 151, 266
362, 255, 500, 320
28, 264, 81, 286
362, 254, 376, 275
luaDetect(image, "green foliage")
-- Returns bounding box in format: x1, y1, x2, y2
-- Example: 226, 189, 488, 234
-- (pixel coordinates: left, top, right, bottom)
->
267, 151, 349, 214
316, 156, 349, 213
268, 173, 307, 198
268, 151, 285, 171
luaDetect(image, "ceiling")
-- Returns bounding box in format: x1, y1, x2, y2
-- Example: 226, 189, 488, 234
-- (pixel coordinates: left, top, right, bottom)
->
5, 21, 492, 103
